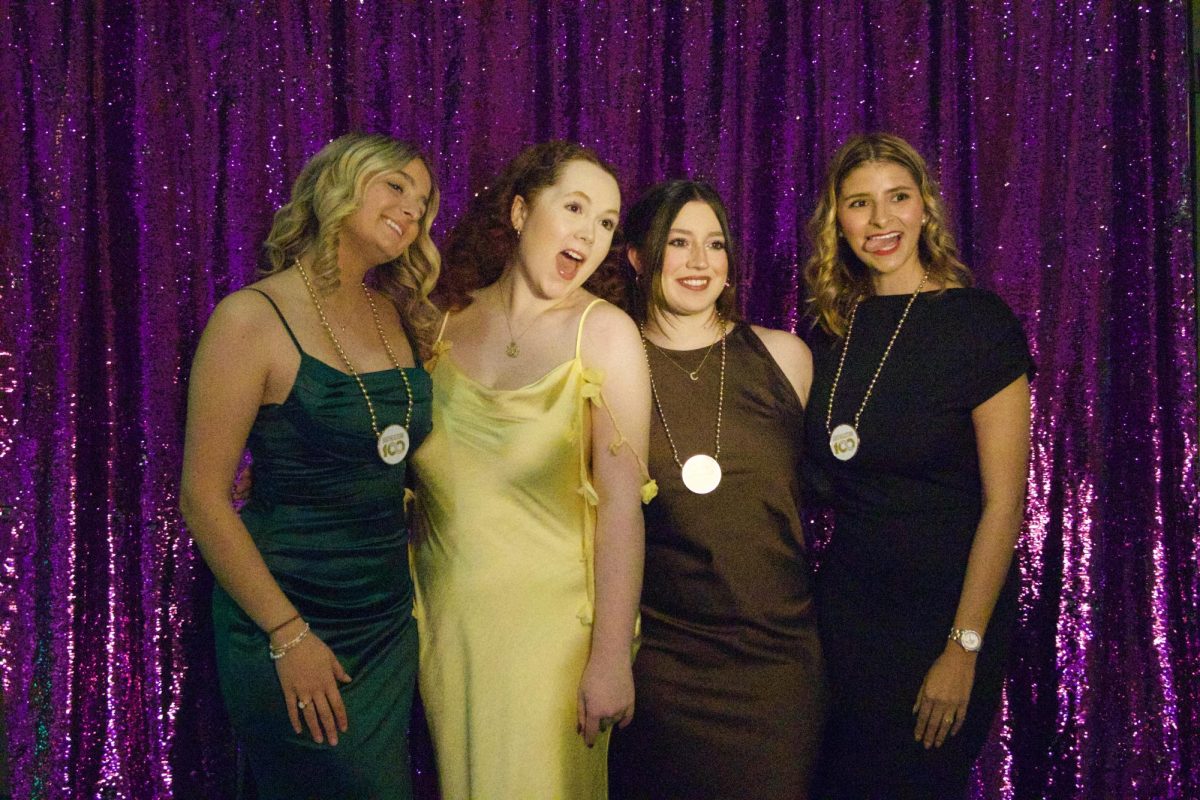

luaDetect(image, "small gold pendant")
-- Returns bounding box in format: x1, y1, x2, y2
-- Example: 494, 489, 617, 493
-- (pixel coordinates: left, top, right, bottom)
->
505, 341, 520, 358
688, 371, 699, 381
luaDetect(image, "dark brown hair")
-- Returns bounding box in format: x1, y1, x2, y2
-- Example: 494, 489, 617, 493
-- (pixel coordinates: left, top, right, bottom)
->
623, 179, 741, 325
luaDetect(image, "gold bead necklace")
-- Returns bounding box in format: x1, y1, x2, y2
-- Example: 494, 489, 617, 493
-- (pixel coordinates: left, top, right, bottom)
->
297, 261, 415, 464
825, 271, 927, 461
641, 318, 727, 494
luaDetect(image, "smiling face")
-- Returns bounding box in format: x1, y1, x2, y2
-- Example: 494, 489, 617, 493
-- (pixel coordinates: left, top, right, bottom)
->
509, 159, 621, 299
836, 160, 927, 292
339, 158, 432, 270
655, 200, 729, 319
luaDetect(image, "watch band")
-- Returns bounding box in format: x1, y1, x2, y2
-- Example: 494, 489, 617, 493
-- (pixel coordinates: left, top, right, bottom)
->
949, 627, 983, 652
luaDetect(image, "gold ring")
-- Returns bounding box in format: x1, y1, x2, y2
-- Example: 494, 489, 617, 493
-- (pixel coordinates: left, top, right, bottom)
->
943, 715, 954, 724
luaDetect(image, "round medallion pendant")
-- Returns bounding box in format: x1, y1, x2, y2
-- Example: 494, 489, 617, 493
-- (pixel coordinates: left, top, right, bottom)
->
377, 424, 411, 464
680, 454, 722, 494
829, 424, 860, 461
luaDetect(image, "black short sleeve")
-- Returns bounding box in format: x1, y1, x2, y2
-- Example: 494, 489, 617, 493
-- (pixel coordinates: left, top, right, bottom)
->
956, 290, 1035, 410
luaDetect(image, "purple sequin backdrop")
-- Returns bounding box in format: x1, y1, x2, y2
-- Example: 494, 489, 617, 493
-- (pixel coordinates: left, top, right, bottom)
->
1, 2, 1196, 798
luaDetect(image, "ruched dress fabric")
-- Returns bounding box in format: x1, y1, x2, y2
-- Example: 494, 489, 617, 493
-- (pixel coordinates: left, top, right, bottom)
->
211, 290, 431, 800
804, 288, 1033, 800
411, 299, 645, 800
609, 324, 827, 800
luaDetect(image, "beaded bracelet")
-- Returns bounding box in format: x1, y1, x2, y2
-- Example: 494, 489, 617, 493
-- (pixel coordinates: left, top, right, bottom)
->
269, 622, 311, 661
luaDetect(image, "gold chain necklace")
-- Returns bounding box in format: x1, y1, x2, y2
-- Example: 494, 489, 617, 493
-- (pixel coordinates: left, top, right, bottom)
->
499, 282, 544, 358
825, 271, 927, 461
646, 336, 719, 381
641, 319, 727, 494
297, 262, 415, 464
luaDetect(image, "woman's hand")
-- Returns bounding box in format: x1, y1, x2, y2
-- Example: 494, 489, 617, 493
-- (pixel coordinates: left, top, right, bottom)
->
912, 645, 976, 749
273, 624, 353, 746
576, 651, 635, 747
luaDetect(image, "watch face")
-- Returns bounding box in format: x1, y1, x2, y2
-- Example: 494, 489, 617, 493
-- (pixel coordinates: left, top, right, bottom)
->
961, 630, 982, 651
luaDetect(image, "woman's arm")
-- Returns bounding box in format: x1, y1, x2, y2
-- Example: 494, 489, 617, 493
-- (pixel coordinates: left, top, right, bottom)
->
913, 374, 1031, 748
751, 325, 814, 408
577, 303, 651, 746
180, 291, 350, 745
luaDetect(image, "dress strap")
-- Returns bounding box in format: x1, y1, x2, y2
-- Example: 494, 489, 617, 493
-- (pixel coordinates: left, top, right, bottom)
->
245, 288, 303, 354
435, 311, 451, 345
574, 298, 606, 359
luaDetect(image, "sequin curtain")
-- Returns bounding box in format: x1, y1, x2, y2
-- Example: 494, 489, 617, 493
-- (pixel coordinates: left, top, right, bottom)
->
1, 2, 1194, 798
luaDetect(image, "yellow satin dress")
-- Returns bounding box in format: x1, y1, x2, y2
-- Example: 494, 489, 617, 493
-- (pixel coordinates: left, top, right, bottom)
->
410, 299, 654, 799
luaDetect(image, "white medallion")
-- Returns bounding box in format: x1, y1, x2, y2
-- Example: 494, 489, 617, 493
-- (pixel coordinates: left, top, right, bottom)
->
829, 423, 860, 461
377, 424, 411, 464
680, 454, 722, 495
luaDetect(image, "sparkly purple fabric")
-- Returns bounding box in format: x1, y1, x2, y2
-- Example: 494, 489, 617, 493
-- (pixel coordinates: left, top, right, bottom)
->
1, 2, 1195, 798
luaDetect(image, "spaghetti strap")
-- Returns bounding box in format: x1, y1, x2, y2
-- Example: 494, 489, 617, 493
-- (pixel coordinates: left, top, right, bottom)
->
246, 288, 304, 354
434, 311, 451, 345
574, 298, 606, 359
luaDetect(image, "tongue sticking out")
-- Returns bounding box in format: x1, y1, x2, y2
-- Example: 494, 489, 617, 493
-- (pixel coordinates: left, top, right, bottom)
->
864, 233, 901, 254
557, 251, 582, 281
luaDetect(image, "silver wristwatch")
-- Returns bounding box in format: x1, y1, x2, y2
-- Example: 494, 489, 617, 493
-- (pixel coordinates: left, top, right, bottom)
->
948, 627, 983, 653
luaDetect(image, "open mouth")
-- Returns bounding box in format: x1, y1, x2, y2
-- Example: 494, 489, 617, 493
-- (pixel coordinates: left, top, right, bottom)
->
677, 276, 711, 291
557, 249, 586, 280
863, 231, 901, 255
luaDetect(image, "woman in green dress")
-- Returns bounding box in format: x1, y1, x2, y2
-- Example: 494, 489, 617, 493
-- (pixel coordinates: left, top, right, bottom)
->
180, 133, 440, 799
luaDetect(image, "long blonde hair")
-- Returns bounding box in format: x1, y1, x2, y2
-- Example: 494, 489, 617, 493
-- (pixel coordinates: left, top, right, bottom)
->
261, 133, 443, 353
804, 132, 971, 337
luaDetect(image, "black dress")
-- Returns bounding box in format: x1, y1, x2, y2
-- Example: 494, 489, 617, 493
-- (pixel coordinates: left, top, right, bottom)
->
609, 325, 826, 799
803, 288, 1033, 800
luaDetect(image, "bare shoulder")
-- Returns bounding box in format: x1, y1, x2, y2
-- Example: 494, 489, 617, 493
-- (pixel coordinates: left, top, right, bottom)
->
751, 325, 812, 366
750, 324, 813, 406
580, 299, 641, 356
197, 286, 294, 372
207, 287, 278, 335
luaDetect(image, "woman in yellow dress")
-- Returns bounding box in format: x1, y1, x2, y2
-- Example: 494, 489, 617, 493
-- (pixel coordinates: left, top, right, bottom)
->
410, 141, 655, 798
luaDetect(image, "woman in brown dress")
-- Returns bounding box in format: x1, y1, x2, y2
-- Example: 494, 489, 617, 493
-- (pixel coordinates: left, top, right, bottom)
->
608, 180, 826, 799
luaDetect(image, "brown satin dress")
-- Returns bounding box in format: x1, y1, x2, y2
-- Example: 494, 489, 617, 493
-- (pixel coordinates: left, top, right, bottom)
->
609, 324, 827, 800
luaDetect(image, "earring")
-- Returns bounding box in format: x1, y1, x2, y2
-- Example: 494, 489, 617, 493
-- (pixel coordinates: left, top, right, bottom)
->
515, 227, 523, 238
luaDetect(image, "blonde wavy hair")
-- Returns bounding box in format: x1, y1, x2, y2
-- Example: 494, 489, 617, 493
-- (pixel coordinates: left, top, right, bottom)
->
261, 133, 442, 354
804, 132, 971, 337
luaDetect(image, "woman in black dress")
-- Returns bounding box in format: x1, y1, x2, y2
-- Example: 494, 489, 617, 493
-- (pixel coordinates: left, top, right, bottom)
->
803, 133, 1032, 799
608, 180, 826, 799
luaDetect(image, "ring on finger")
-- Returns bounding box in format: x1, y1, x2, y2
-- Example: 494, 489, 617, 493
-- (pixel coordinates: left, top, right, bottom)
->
942, 714, 954, 724
297, 699, 308, 710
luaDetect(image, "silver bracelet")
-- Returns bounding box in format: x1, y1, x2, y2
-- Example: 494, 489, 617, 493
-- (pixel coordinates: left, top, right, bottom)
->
269, 622, 311, 660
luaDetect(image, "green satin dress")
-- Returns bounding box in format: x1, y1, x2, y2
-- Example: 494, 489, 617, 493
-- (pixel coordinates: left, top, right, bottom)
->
212, 289, 430, 800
